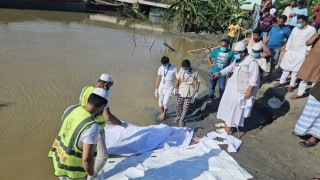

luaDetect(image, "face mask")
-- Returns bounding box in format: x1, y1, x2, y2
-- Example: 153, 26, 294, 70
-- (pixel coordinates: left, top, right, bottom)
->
296, 23, 303, 29
183, 69, 189, 73
108, 87, 112, 92
234, 54, 241, 60
220, 47, 227, 52
163, 65, 169, 68
251, 52, 261, 58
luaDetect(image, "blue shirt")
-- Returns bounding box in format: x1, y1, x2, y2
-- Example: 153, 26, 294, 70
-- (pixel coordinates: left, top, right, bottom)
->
267, 26, 291, 49
289, 7, 308, 26
209, 48, 234, 73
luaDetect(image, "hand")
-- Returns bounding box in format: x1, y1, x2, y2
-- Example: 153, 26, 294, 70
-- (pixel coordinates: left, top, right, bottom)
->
211, 63, 215, 67
173, 88, 178, 96
121, 121, 128, 128
280, 46, 285, 51
212, 72, 221, 79
154, 88, 158, 98
317, 29, 320, 35
244, 90, 251, 99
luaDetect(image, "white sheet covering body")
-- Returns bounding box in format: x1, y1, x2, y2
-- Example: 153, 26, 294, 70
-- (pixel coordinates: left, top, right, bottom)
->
105, 124, 194, 156
99, 138, 253, 180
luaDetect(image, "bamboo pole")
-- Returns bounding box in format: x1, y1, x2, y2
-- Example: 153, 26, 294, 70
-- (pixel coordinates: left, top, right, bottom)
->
149, 40, 155, 50
132, 33, 136, 46
163, 42, 175, 51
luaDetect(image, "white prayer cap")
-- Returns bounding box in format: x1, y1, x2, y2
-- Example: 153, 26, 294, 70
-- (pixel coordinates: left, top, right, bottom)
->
92, 87, 108, 100
234, 41, 246, 51
100, 74, 113, 82
270, 8, 276, 15
253, 43, 262, 51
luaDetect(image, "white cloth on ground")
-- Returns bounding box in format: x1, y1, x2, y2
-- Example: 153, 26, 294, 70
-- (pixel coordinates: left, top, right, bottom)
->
99, 138, 253, 180
104, 123, 193, 156
207, 131, 243, 153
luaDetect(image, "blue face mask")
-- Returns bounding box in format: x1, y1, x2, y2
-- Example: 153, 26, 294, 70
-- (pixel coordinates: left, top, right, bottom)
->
220, 47, 227, 52
108, 87, 112, 92
251, 52, 260, 58
234, 54, 241, 60
296, 23, 303, 29
183, 69, 189, 73
163, 65, 169, 68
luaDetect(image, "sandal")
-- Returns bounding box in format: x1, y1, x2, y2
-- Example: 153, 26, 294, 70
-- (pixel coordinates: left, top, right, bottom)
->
299, 141, 318, 148
214, 123, 226, 128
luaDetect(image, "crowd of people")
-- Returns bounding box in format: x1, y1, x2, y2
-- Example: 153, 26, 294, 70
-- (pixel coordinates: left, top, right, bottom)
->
47, 1, 320, 179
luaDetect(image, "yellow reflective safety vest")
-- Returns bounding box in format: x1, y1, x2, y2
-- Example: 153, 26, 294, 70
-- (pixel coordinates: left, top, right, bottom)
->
48, 105, 97, 179
79, 85, 105, 129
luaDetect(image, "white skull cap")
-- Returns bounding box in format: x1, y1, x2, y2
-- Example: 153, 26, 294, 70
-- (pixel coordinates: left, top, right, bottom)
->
92, 87, 108, 100
234, 41, 246, 51
253, 43, 262, 51
100, 74, 113, 82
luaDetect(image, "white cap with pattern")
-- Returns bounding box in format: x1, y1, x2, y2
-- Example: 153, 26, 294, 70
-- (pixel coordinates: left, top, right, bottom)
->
234, 41, 246, 51
92, 87, 108, 100
100, 74, 113, 82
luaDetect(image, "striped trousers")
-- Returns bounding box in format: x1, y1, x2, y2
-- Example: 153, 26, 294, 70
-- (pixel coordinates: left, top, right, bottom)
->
175, 95, 192, 121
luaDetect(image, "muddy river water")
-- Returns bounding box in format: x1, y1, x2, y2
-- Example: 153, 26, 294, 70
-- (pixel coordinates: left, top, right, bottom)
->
0, 9, 217, 179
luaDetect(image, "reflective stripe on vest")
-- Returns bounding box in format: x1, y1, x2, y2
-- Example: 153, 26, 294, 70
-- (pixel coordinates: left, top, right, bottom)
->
48, 106, 97, 179
80, 86, 105, 129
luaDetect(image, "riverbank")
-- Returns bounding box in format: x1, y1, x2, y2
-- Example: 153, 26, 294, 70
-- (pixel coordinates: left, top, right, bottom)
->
158, 58, 320, 179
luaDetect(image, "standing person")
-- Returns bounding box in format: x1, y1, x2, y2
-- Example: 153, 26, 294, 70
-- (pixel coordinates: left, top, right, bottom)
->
79, 74, 128, 178
155, 56, 178, 120
288, 0, 308, 30
227, 19, 241, 49
259, 8, 277, 40
291, 29, 320, 99
264, 15, 292, 82
48, 88, 108, 180
282, 0, 297, 25
274, 15, 316, 95
173, 59, 200, 127
293, 82, 320, 148
207, 39, 234, 104
245, 28, 271, 57
314, 5, 320, 30
252, 0, 266, 31
213, 42, 260, 134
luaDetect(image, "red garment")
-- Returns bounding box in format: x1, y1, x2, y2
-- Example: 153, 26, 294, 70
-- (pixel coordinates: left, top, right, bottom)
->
315, 6, 320, 24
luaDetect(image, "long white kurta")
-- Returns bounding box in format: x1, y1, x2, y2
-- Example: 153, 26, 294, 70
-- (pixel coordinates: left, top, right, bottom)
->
280, 26, 316, 72
217, 59, 260, 128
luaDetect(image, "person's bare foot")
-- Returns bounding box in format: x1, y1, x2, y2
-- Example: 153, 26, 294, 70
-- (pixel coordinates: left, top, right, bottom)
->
290, 94, 302, 100
287, 86, 294, 92
157, 114, 165, 120
274, 82, 284, 87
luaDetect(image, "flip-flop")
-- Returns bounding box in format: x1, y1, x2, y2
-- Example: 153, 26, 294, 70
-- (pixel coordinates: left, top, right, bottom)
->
299, 141, 318, 148
214, 123, 226, 128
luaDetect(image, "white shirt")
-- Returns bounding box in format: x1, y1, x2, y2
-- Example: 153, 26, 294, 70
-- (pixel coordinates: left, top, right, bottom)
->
157, 64, 177, 89
64, 105, 100, 150
77, 123, 99, 150
282, 6, 293, 25
286, 26, 316, 52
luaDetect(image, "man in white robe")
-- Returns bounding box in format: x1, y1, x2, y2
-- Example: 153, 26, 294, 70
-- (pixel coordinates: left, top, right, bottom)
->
274, 15, 316, 99
213, 42, 260, 134
155, 56, 178, 120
